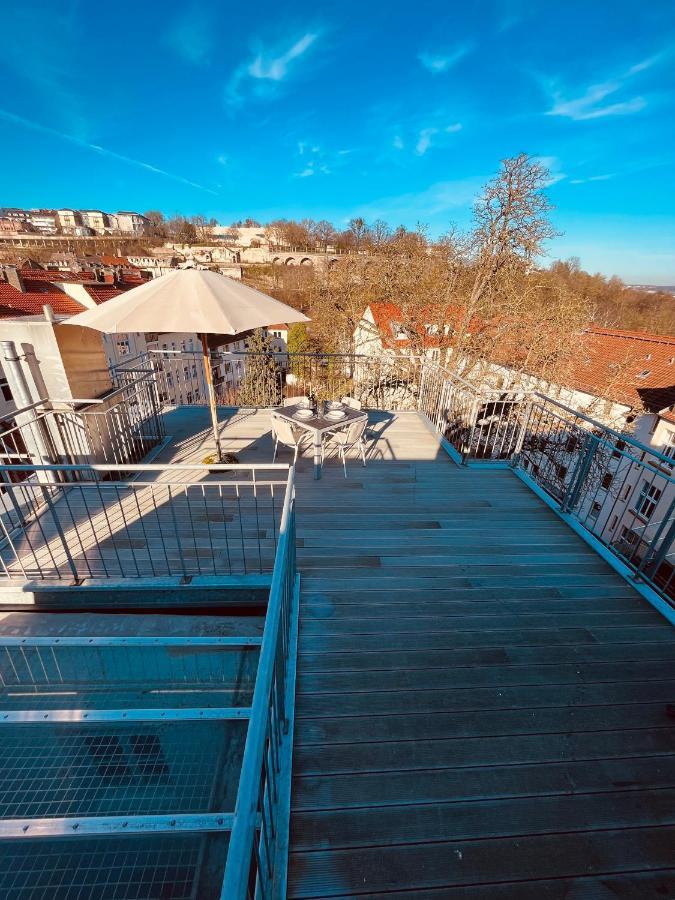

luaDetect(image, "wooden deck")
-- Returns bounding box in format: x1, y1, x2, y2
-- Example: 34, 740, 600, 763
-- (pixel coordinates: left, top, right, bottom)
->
3, 407, 675, 895
267, 411, 675, 898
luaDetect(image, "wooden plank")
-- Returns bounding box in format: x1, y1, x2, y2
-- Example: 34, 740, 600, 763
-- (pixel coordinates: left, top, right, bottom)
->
295, 701, 675, 747
288, 826, 675, 897
295, 678, 675, 719
297, 659, 675, 694
291, 787, 675, 850
293, 727, 675, 776
297, 640, 675, 673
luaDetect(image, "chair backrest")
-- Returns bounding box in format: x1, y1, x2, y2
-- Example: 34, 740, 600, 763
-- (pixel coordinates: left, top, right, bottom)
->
341, 396, 362, 410
272, 414, 298, 448
283, 396, 309, 407
344, 417, 367, 446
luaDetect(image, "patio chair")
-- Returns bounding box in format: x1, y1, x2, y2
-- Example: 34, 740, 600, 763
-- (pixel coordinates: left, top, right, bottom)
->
322, 417, 368, 477
271, 414, 309, 464
341, 396, 362, 409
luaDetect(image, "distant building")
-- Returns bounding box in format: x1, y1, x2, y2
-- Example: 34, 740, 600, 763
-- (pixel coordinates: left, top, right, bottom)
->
115, 211, 148, 234
27, 209, 59, 234
80, 210, 110, 233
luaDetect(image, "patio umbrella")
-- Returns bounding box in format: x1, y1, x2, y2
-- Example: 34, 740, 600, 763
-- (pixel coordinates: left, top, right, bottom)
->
64, 269, 309, 460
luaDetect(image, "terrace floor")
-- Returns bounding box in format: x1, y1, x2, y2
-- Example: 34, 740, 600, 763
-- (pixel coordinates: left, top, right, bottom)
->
168, 408, 675, 897
3, 407, 675, 897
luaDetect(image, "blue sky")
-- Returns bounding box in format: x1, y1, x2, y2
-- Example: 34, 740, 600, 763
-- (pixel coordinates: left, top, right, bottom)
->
0, 0, 674, 283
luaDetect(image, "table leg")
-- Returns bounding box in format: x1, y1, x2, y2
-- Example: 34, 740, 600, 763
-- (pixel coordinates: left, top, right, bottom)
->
313, 429, 322, 480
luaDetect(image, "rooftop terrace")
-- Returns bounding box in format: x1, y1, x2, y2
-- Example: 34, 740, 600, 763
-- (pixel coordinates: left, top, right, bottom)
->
0, 355, 674, 897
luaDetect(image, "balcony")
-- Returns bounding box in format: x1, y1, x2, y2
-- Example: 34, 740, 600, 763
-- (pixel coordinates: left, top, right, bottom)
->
0, 353, 673, 898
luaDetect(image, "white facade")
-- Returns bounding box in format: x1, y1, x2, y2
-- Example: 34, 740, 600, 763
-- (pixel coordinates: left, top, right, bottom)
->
116, 212, 148, 234
81, 210, 108, 233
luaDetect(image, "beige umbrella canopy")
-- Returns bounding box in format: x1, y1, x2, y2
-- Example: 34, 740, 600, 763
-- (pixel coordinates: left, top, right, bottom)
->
65, 269, 309, 460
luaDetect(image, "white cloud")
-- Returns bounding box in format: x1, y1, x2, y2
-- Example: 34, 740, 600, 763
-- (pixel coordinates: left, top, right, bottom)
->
415, 128, 437, 155
570, 173, 614, 184
418, 44, 473, 74
532, 155, 566, 185
227, 32, 318, 105
415, 123, 462, 155
545, 55, 660, 121
393, 135, 404, 150
248, 33, 317, 80
292, 144, 329, 178
354, 176, 486, 223
217, 154, 228, 166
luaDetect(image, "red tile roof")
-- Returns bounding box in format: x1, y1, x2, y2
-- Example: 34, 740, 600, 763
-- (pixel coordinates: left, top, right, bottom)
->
84, 285, 124, 304
365, 304, 675, 411
0, 282, 84, 317
19, 268, 95, 282
570, 327, 675, 411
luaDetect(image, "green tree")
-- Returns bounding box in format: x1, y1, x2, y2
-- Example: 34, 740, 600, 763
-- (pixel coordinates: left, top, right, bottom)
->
236, 330, 282, 407
287, 323, 310, 355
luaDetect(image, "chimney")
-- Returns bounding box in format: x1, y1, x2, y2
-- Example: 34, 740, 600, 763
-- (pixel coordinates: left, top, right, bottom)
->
43, 304, 55, 322
4, 265, 25, 293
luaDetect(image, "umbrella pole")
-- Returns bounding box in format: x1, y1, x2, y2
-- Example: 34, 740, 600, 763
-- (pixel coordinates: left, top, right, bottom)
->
201, 333, 223, 462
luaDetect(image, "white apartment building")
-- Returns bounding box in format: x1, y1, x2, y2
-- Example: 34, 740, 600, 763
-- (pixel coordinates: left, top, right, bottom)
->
81, 210, 109, 232
28, 210, 59, 234
116, 212, 148, 234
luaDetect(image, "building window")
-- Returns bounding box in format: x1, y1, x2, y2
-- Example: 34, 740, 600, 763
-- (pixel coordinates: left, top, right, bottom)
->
601, 473, 613, 490
610, 515, 618, 530
0, 378, 12, 403
589, 501, 602, 519
612, 439, 627, 458
623, 484, 632, 501
661, 432, 675, 469
619, 525, 639, 547
557, 465, 568, 478
635, 480, 662, 520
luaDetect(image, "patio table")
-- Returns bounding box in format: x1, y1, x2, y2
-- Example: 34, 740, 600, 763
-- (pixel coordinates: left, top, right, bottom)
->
272, 403, 368, 479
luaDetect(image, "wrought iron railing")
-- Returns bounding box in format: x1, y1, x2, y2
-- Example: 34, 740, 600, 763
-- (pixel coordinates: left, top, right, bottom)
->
0, 462, 290, 582
221, 465, 298, 899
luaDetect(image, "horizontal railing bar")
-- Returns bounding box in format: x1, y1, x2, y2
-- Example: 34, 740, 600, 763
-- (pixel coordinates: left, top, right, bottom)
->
9, 479, 290, 489
0, 398, 50, 418
531, 393, 675, 467
0, 463, 290, 472
0, 636, 262, 647
0, 708, 252, 723
529, 399, 675, 478
0, 813, 235, 839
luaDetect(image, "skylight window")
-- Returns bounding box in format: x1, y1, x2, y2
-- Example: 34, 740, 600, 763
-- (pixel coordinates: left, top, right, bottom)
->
637, 369, 651, 379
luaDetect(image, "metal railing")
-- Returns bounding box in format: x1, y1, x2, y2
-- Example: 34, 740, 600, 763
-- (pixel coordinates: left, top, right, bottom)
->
418, 362, 530, 461
518, 393, 675, 601
0, 372, 163, 473
222, 466, 297, 899
416, 361, 675, 604
0, 462, 290, 582
113, 350, 424, 412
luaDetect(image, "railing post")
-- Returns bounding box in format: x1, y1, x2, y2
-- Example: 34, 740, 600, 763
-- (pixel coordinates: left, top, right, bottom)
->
511, 395, 534, 467
634, 495, 675, 584
464, 395, 481, 465
561, 432, 599, 513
